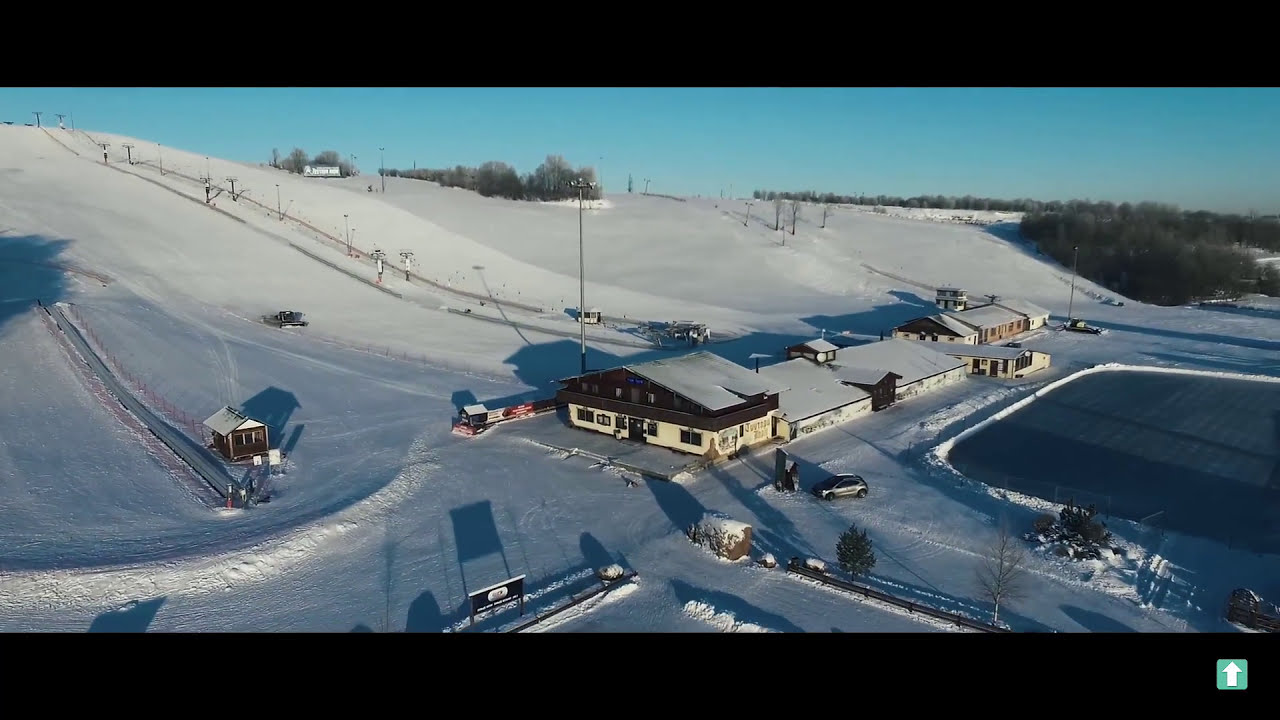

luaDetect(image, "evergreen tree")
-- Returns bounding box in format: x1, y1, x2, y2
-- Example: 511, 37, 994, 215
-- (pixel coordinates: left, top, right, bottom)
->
836, 524, 876, 577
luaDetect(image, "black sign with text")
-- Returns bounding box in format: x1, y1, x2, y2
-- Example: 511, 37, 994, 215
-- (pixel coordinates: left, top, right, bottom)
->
468, 575, 526, 621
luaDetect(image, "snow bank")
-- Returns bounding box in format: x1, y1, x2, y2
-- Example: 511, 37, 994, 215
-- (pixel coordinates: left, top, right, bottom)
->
682, 600, 778, 632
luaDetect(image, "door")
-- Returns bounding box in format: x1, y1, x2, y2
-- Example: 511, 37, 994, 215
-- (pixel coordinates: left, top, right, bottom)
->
628, 416, 646, 442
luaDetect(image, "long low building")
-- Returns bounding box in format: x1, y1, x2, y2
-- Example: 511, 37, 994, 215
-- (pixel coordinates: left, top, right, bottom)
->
758, 358, 874, 440
893, 293, 1052, 346
556, 351, 786, 459
827, 337, 969, 400
916, 341, 1052, 379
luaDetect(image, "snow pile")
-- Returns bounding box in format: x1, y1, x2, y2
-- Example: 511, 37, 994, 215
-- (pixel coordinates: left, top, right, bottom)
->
804, 558, 826, 573
758, 553, 778, 569
597, 564, 624, 581
686, 513, 753, 561
682, 600, 778, 632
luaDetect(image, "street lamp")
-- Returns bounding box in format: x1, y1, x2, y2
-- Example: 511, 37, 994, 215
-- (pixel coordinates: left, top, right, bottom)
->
379, 147, 385, 193
568, 178, 596, 375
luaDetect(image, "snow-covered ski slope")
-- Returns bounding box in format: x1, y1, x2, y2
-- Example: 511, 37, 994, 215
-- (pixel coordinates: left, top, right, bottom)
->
1, 124, 1277, 632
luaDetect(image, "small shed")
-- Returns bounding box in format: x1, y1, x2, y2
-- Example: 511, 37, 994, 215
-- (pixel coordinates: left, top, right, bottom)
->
203, 406, 269, 462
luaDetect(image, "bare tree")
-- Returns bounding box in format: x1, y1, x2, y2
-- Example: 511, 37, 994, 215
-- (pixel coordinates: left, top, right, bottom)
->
789, 200, 801, 235
975, 518, 1027, 626
283, 147, 309, 175
773, 197, 784, 231
821, 204, 830, 228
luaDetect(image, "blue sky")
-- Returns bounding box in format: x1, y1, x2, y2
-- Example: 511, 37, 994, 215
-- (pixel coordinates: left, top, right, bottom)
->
4, 87, 1277, 213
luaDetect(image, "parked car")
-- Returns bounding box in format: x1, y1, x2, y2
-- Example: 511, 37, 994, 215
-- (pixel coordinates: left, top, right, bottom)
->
811, 474, 868, 500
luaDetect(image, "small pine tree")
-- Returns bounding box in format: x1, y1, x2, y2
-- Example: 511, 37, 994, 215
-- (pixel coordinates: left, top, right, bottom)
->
836, 524, 876, 577
627, 174, 634, 193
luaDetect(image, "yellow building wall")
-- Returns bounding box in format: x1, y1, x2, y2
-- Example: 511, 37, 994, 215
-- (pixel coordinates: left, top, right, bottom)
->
892, 329, 977, 344
566, 403, 772, 457
950, 351, 1052, 378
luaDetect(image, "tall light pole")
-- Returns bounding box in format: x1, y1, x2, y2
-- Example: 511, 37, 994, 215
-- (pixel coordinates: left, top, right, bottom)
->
276, 184, 282, 220
379, 147, 386, 193
1067, 244, 1080, 321
569, 178, 596, 375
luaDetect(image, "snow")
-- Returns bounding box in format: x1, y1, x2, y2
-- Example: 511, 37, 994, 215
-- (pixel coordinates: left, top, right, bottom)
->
759, 359, 870, 421
3, 123, 1279, 633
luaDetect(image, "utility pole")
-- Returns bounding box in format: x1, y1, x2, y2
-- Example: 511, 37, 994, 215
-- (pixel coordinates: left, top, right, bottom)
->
226, 177, 239, 201
69, 111, 74, 131
744, 201, 753, 227
379, 147, 386, 193
98, 142, 110, 164
400, 251, 414, 281
569, 178, 596, 375
276, 184, 282, 220
1067, 244, 1080, 321
32, 111, 42, 128
122, 143, 135, 165
55, 113, 66, 129
344, 214, 351, 256
200, 175, 211, 203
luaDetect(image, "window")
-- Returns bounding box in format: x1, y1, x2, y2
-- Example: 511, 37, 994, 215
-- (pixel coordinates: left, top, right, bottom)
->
680, 429, 702, 446
580, 381, 588, 392
614, 387, 623, 399
646, 421, 658, 436
673, 397, 682, 409
646, 392, 656, 404
597, 413, 611, 427
616, 415, 626, 427
590, 384, 599, 394
576, 407, 593, 422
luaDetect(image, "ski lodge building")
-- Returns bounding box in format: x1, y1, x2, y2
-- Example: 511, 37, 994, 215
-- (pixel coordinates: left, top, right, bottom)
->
893, 288, 1051, 346
203, 406, 269, 462
555, 351, 784, 459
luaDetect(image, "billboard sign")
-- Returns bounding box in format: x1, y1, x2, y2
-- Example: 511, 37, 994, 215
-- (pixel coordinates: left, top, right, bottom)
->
468, 574, 526, 625
302, 165, 342, 178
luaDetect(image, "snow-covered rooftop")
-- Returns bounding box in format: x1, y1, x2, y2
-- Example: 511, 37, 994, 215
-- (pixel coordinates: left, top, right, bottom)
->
628, 351, 782, 411
948, 304, 1025, 330
917, 341, 1030, 361
759, 359, 870, 421
833, 339, 966, 385
793, 338, 840, 354
925, 313, 980, 337
830, 366, 901, 386
992, 298, 1051, 320
202, 406, 263, 436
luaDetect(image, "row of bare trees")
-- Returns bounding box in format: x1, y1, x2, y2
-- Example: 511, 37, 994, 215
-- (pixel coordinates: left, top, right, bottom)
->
270, 148, 356, 177
380, 154, 602, 202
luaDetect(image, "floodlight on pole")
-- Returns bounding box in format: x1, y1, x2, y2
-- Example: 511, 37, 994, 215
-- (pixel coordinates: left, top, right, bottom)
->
568, 178, 596, 375
379, 147, 386, 193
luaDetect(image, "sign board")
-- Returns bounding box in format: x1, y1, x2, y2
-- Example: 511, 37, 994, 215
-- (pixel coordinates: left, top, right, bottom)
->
302, 165, 342, 178
268, 449, 282, 466
467, 574, 526, 625
252, 454, 262, 466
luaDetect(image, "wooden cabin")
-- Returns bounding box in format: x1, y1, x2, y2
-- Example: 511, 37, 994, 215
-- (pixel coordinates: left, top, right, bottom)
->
203, 406, 269, 462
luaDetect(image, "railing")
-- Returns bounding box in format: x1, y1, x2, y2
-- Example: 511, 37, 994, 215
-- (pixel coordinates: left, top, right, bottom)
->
786, 558, 1011, 633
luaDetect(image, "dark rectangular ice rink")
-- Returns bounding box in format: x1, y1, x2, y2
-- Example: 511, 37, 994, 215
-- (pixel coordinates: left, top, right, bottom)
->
948, 370, 1280, 553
